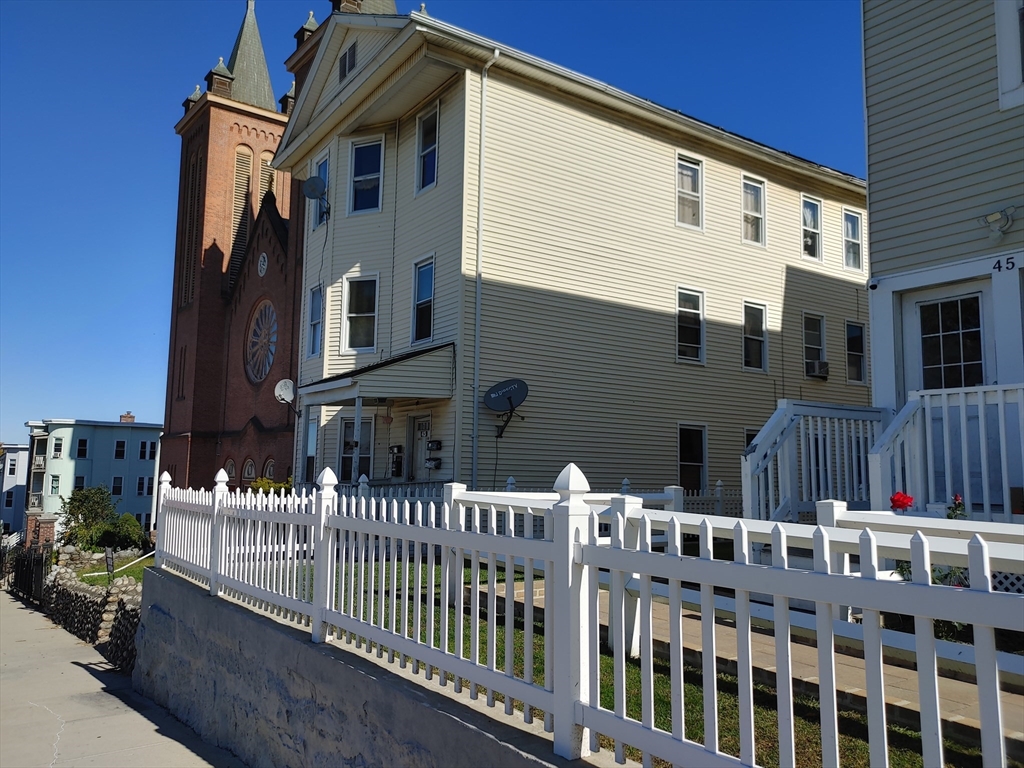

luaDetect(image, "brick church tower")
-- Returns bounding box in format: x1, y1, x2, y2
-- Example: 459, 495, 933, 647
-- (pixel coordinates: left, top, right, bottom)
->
161, 0, 306, 489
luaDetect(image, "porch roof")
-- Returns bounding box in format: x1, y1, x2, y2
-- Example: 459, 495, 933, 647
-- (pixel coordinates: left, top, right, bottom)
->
298, 342, 454, 407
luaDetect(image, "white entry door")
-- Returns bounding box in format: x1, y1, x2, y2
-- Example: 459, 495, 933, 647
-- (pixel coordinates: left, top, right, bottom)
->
408, 417, 431, 482
900, 279, 995, 396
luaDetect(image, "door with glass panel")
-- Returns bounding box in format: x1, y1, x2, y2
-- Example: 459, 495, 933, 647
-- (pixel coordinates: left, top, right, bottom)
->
340, 418, 372, 484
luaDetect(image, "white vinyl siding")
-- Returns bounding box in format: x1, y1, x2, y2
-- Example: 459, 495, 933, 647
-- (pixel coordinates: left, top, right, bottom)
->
864, 0, 1024, 275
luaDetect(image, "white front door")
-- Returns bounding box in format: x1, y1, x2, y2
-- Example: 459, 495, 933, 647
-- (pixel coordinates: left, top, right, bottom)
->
340, 418, 372, 483
408, 417, 431, 482
900, 279, 995, 397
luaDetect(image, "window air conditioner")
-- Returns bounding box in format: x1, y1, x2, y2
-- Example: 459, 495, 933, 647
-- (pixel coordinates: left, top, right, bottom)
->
806, 360, 830, 379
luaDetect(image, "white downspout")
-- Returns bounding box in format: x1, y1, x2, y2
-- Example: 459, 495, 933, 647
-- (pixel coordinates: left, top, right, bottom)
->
471, 49, 500, 490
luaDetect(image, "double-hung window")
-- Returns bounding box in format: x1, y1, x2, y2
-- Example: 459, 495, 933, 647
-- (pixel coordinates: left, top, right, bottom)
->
74, 476, 86, 492
308, 286, 323, 357
6, 458, 15, 475
413, 259, 434, 343
139, 441, 156, 460
742, 176, 765, 245
803, 314, 825, 377
417, 107, 438, 193
678, 425, 706, 490
676, 288, 704, 362
315, 157, 329, 226
345, 277, 377, 350
351, 139, 383, 213
5, 490, 13, 507
49, 475, 60, 495
676, 155, 702, 229
846, 321, 866, 383
76, 439, 88, 458
114, 440, 126, 460
111, 476, 123, 496
843, 210, 863, 271
802, 196, 822, 261
137, 477, 147, 496
743, 302, 767, 371
52, 437, 63, 458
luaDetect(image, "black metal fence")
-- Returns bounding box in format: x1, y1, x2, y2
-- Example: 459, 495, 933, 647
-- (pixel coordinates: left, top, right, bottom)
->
9, 545, 52, 603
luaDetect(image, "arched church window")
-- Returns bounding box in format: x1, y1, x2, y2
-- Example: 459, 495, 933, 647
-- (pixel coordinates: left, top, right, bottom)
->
230, 145, 253, 282
242, 459, 256, 483
225, 459, 236, 480
263, 458, 275, 480
245, 300, 278, 382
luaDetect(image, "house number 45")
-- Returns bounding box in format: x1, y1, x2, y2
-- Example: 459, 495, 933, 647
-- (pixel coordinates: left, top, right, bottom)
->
993, 256, 1016, 272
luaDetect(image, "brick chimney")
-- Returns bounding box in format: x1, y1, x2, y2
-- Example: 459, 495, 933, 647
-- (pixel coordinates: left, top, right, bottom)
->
333, 0, 362, 12
120, 411, 136, 423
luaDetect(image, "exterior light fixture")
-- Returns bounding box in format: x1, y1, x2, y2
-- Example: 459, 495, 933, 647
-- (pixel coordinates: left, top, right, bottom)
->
977, 206, 1016, 242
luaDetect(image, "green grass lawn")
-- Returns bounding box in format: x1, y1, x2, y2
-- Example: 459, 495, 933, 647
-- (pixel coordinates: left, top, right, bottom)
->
80, 555, 154, 586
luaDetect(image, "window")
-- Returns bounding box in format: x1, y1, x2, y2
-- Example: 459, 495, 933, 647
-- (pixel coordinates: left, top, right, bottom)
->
263, 458, 275, 480
802, 196, 822, 261
920, 296, 983, 389
245, 300, 278, 382
843, 210, 863, 271
304, 417, 318, 484
52, 437, 63, 458
114, 440, 126, 460
308, 286, 323, 357
111, 476, 123, 496
413, 259, 434, 343
76, 439, 88, 459
259, 151, 275, 203
139, 441, 147, 460
339, 41, 357, 82
74, 476, 85, 492
243, 460, 256, 483
341, 418, 372, 481
676, 288, 704, 362
226, 459, 236, 481
678, 426, 706, 490
846, 321, 866, 383
743, 303, 767, 371
351, 140, 383, 213
803, 314, 825, 377
995, 0, 1024, 110
150, 442, 157, 461
742, 176, 765, 245
676, 156, 702, 229
147, 477, 154, 495
744, 429, 760, 449
138, 442, 157, 461
314, 157, 330, 226
4, 490, 12, 508
345, 277, 377, 350
417, 106, 438, 192
7, 457, 15, 475
49, 475, 60, 495
137, 477, 146, 496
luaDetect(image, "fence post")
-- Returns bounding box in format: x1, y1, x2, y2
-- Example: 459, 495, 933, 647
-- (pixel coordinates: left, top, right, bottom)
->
153, 471, 172, 568
740, 451, 755, 520
208, 469, 229, 596
444, 482, 467, 603
551, 463, 591, 759
610, 495, 643, 658
505, 476, 516, 492
312, 467, 338, 644
815, 500, 851, 621
620, 478, 630, 494
357, 474, 369, 499
715, 479, 724, 516
664, 485, 684, 512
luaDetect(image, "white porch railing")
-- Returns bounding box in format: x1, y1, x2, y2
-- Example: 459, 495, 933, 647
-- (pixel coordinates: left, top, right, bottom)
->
741, 400, 887, 522
154, 465, 1023, 768
869, 384, 1024, 521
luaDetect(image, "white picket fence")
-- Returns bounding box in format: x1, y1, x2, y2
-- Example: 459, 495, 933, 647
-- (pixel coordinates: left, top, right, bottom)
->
154, 466, 1024, 768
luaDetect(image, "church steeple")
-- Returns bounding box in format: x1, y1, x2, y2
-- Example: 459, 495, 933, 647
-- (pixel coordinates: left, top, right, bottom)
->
225, 0, 276, 112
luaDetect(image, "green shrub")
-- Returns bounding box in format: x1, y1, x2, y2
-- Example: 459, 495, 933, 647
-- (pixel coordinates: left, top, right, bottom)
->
250, 476, 292, 493
58, 488, 144, 551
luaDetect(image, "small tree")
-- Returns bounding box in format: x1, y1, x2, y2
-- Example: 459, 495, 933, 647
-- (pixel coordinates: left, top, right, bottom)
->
58, 486, 120, 549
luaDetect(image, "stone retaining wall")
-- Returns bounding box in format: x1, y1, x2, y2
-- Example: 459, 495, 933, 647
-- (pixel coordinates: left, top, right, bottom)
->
43, 566, 143, 672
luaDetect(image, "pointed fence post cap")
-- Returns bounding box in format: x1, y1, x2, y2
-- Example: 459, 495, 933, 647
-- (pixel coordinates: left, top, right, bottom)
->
214, 468, 229, 486
553, 463, 590, 496
358, 474, 369, 484
317, 467, 338, 490
159, 471, 172, 484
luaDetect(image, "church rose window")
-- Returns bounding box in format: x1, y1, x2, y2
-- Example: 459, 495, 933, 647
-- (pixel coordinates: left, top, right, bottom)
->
246, 300, 278, 382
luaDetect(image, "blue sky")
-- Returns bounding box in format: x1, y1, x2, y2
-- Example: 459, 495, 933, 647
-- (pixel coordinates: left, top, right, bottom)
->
0, 0, 864, 445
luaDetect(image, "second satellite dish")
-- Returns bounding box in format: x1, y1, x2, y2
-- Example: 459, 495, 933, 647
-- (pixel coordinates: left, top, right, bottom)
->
274, 379, 296, 405
301, 176, 327, 201
483, 379, 528, 438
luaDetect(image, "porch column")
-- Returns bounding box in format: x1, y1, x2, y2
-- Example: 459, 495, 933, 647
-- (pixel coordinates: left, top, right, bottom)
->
351, 396, 362, 485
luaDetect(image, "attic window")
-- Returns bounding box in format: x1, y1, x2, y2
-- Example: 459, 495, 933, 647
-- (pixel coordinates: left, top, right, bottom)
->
339, 42, 357, 83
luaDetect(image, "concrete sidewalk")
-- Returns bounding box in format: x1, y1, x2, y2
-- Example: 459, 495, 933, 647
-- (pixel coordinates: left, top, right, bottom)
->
0, 590, 246, 768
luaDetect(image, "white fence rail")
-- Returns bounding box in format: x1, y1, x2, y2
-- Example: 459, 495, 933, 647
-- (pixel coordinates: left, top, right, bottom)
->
869, 384, 1024, 521
742, 399, 886, 523
155, 466, 1024, 768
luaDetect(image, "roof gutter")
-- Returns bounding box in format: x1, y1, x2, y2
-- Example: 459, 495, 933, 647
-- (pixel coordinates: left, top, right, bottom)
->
471, 48, 500, 491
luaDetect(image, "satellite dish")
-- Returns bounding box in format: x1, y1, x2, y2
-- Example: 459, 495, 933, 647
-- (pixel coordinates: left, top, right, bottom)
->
483, 379, 528, 438
484, 379, 528, 412
274, 379, 296, 405
302, 176, 327, 200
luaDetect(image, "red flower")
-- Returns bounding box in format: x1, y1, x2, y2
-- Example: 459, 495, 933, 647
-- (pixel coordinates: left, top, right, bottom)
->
890, 492, 914, 511
953, 493, 963, 505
